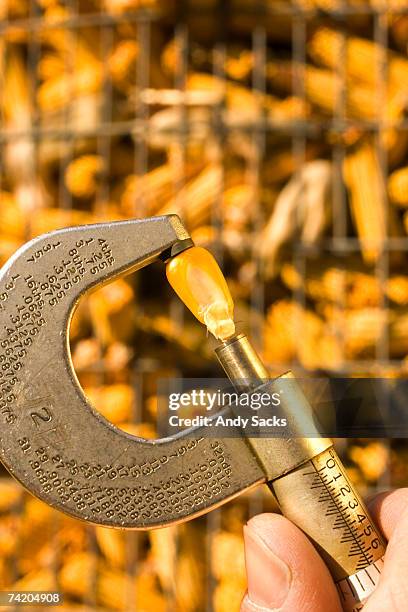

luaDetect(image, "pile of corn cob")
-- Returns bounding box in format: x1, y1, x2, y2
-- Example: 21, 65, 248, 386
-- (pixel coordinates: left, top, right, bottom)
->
1, 1, 408, 610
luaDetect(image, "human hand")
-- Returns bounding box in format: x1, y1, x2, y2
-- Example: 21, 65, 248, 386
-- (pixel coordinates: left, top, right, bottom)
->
241, 488, 408, 611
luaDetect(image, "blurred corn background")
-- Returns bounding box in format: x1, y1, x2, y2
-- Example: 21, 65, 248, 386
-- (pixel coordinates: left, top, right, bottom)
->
1, 0, 408, 610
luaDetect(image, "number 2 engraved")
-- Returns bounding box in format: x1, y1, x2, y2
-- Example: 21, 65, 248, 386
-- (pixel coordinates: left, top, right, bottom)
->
31, 406, 52, 427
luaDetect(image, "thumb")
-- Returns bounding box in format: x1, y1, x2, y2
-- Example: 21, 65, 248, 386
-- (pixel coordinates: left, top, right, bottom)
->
364, 488, 408, 611
241, 513, 342, 612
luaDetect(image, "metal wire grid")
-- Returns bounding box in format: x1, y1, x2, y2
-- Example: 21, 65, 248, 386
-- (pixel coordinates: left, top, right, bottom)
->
1, 1, 407, 610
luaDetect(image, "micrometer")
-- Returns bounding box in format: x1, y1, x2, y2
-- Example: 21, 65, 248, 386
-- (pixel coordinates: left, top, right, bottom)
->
0, 215, 385, 611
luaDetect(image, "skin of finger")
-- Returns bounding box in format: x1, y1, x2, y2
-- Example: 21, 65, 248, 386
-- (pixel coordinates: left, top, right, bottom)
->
366, 488, 408, 541
365, 488, 408, 612
240, 513, 342, 612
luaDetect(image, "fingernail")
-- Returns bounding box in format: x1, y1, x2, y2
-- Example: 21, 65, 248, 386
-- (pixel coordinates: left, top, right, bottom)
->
244, 523, 291, 609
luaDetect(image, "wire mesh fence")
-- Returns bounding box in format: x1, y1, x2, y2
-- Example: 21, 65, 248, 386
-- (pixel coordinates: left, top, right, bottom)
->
1, 1, 408, 610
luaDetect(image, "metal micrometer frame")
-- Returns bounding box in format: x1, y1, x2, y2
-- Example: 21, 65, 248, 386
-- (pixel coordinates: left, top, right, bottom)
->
0, 215, 385, 611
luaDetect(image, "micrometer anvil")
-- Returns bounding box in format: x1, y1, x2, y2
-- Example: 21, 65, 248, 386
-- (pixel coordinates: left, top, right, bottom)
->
0, 216, 385, 611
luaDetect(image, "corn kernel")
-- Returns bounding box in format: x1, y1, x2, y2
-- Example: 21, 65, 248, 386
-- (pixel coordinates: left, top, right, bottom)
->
166, 246, 235, 340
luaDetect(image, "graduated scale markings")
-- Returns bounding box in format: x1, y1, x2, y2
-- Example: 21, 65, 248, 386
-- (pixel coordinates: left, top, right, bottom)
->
302, 454, 382, 571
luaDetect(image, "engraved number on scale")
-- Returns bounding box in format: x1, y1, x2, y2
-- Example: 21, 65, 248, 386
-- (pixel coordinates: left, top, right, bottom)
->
303, 449, 382, 571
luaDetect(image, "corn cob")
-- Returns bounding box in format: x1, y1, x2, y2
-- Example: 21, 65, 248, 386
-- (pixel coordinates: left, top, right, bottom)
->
57, 519, 88, 555
104, 341, 133, 372
391, 15, 408, 53
83, 385, 134, 424
386, 277, 408, 306
108, 40, 139, 90
38, 54, 66, 81
0, 238, 24, 266
60, 552, 97, 598
119, 422, 157, 438
343, 138, 399, 263
38, 6, 77, 53
297, 0, 371, 8
11, 568, 57, 592
261, 143, 323, 186
161, 38, 180, 77
159, 164, 223, 229
65, 155, 105, 199
344, 308, 387, 357
173, 524, 206, 612
187, 72, 307, 122
349, 442, 389, 483
381, 118, 408, 170
38, 28, 103, 112
214, 579, 247, 612
371, 0, 408, 7
95, 528, 126, 569
389, 166, 408, 207
86, 278, 134, 346
306, 33, 408, 165
97, 565, 167, 611
0, 481, 22, 512
136, 310, 208, 354
148, 526, 177, 594
309, 27, 408, 90
94, 277, 134, 314
267, 60, 402, 122
264, 300, 343, 371
71, 339, 103, 372
120, 163, 197, 217
104, 0, 157, 13
226, 49, 254, 81
19, 543, 56, 575
212, 532, 246, 582
181, 1, 293, 44
281, 262, 383, 308
0, 515, 19, 558
162, 39, 254, 82
390, 309, 408, 357
0, 0, 29, 20
146, 72, 306, 125
259, 160, 332, 277
222, 184, 255, 230
0, 192, 26, 240
2, 46, 49, 215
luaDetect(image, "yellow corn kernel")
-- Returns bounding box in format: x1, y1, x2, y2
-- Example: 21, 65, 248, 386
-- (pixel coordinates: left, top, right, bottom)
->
166, 246, 235, 341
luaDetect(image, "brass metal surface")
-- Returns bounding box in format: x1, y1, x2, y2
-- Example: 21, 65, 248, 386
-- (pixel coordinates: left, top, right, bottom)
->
215, 334, 269, 389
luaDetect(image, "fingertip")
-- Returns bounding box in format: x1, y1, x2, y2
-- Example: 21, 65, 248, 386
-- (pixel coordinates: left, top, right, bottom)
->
246, 512, 291, 540
240, 592, 269, 612
243, 516, 292, 610
243, 512, 342, 612
367, 488, 408, 540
